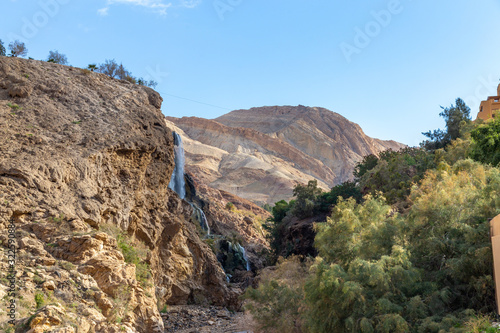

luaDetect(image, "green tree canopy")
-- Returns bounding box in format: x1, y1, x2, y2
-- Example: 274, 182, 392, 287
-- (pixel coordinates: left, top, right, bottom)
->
470, 117, 500, 166
422, 98, 471, 150
292, 180, 323, 218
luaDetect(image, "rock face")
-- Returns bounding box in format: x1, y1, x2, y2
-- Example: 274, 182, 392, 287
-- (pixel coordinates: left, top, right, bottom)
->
0, 58, 237, 332
166, 106, 404, 205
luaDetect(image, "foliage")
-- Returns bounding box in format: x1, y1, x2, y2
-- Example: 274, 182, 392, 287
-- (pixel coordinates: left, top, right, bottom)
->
34, 293, 45, 309
116, 233, 152, 287
101, 224, 152, 288
47, 50, 68, 65
98, 59, 119, 77
463, 314, 497, 333
470, 117, 500, 167
354, 154, 379, 181
357, 147, 436, 206
305, 196, 423, 332
8, 40, 27, 57
0, 39, 5, 56
292, 180, 323, 218
263, 199, 295, 261
422, 98, 471, 150
407, 159, 498, 314
137, 77, 158, 88
225, 202, 235, 211
259, 159, 499, 332
97, 59, 158, 87
87, 64, 97, 71
317, 180, 362, 211
243, 256, 311, 333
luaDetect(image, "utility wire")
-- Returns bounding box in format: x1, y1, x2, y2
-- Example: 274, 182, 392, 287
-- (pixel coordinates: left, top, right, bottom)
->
159, 92, 232, 111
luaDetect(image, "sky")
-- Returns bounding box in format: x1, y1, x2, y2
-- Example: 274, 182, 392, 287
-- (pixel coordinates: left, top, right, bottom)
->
1, 0, 500, 146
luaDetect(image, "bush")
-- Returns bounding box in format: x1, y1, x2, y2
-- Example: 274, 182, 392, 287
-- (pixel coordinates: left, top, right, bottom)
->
303, 160, 500, 332
225, 202, 235, 211
34, 293, 45, 309
243, 256, 311, 333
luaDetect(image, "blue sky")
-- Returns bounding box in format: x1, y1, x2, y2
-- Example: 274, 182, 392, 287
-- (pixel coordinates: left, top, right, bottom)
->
1, 0, 500, 146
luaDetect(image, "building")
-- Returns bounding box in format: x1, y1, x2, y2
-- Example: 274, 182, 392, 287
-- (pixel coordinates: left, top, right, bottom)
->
477, 83, 500, 121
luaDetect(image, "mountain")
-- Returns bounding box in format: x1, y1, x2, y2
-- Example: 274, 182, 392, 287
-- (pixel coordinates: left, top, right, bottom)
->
0, 57, 267, 332
166, 105, 404, 205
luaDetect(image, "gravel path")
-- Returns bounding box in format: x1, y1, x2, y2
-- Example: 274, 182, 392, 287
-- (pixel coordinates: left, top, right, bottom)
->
162, 305, 256, 333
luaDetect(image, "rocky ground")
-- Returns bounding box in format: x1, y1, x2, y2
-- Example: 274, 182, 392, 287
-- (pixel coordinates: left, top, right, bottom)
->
162, 306, 255, 333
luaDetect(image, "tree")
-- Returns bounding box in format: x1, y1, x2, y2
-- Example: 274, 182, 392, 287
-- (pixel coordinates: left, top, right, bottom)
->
0, 39, 5, 56
357, 148, 435, 206
292, 180, 323, 218
470, 117, 500, 166
47, 50, 68, 65
87, 64, 97, 71
264, 199, 295, 260
422, 98, 471, 150
317, 180, 362, 212
98, 59, 119, 77
8, 40, 27, 57
137, 77, 158, 88
354, 154, 379, 182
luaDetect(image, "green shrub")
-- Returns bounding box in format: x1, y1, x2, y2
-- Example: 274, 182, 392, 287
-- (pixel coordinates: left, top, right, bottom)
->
34, 293, 45, 309
225, 202, 235, 211
244, 256, 310, 333
470, 117, 500, 167
115, 231, 152, 288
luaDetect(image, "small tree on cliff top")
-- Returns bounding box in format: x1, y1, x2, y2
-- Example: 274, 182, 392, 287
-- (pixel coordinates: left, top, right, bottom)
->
0, 39, 5, 57
8, 40, 27, 57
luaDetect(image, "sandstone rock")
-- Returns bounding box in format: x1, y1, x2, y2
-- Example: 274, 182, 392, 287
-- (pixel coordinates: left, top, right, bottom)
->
42, 280, 56, 291
27, 304, 65, 333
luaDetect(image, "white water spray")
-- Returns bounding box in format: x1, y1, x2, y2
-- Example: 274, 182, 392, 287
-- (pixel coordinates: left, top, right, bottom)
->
232, 243, 251, 271
190, 202, 210, 235
168, 132, 186, 199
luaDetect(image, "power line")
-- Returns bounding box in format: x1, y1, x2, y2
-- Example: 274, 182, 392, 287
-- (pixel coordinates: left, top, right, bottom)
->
159, 92, 232, 111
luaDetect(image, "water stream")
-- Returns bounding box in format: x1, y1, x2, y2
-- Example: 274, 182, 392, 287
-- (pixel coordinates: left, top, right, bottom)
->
168, 132, 186, 200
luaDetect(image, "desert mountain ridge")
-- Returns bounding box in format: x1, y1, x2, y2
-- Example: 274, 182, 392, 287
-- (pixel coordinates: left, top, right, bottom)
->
166, 105, 405, 205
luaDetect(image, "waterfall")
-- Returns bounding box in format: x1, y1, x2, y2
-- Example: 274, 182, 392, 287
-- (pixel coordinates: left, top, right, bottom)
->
168, 132, 186, 199
232, 243, 251, 271
190, 203, 210, 235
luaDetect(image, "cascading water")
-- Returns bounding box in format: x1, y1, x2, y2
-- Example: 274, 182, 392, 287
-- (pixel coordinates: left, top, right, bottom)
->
231, 242, 251, 271
168, 132, 186, 200
167, 132, 210, 235
190, 202, 210, 235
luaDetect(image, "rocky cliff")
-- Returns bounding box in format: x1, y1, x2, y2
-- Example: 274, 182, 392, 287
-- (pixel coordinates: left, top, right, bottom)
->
167, 106, 404, 205
0, 58, 242, 333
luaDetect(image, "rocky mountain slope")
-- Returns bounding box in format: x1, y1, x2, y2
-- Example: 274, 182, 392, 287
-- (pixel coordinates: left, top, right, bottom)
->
0, 58, 262, 333
166, 106, 404, 205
